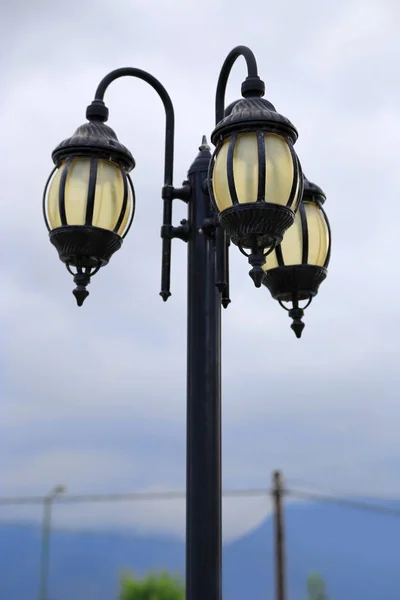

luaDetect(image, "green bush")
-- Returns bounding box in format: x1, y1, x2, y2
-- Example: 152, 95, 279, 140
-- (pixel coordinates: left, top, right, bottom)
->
120, 570, 185, 600
306, 573, 328, 600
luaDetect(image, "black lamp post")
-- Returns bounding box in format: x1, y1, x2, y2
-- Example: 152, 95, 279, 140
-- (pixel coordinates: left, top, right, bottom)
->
42, 46, 322, 600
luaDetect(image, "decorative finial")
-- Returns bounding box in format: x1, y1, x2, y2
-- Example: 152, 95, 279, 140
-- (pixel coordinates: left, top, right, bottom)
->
199, 135, 210, 152
160, 290, 172, 302
222, 297, 231, 309
288, 306, 305, 339
73, 286, 89, 307
72, 270, 91, 307
247, 247, 266, 288
249, 264, 265, 288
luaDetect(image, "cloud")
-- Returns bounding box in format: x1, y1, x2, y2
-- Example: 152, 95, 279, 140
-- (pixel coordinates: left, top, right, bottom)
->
1, 0, 400, 540
0, 449, 274, 542
1, 491, 274, 543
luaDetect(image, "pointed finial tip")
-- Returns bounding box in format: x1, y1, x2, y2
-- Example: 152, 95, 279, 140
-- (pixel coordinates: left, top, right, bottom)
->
249, 266, 265, 288
160, 291, 171, 302
73, 287, 89, 307
199, 135, 210, 152
291, 320, 305, 339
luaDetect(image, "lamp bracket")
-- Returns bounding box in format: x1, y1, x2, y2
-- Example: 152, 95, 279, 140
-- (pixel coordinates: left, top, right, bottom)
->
161, 220, 190, 243
201, 214, 218, 238
162, 183, 191, 203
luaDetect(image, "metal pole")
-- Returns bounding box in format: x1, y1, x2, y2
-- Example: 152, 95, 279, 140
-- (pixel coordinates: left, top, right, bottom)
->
38, 486, 65, 600
273, 471, 286, 600
38, 496, 53, 600
185, 139, 222, 600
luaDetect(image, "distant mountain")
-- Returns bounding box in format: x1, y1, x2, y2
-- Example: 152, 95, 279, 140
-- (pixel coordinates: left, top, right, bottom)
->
1, 499, 399, 599
226, 499, 400, 600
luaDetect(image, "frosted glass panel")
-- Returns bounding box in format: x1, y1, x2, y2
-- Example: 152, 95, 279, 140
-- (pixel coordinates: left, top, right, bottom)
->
264, 216, 303, 271
264, 134, 294, 207
92, 161, 130, 234
46, 158, 132, 235
64, 158, 91, 225
212, 132, 300, 213
305, 202, 329, 266
47, 164, 64, 229
233, 133, 259, 204
212, 140, 231, 211
115, 181, 132, 236
264, 200, 329, 270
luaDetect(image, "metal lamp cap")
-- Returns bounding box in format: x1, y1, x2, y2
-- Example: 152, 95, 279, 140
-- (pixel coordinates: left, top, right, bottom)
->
52, 121, 135, 172
211, 97, 298, 145
303, 176, 326, 205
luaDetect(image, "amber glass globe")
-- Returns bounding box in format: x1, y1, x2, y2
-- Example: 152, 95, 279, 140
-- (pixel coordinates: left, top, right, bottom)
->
46, 157, 133, 238
262, 176, 331, 338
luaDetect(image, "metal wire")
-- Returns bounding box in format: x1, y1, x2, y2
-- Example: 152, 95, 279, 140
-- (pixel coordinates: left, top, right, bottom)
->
2, 486, 400, 519
0, 487, 272, 506
286, 488, 400, 518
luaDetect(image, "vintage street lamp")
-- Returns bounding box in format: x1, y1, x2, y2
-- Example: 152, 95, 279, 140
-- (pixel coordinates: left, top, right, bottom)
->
42, 120, 136, 305
262, 176, 331, 338
208, 84, 303, 287
42, 46, 325, 600
43, 54, 303, 302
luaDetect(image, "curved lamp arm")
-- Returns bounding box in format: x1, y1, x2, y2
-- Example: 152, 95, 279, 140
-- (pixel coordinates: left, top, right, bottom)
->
89, 67, 175, 187
86, 68, 186, 301
212, 46, 265, 306
215, 45, 265, 125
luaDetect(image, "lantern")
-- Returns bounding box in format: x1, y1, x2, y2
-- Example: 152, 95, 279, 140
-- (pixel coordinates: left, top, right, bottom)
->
262, 176, 331, 338
208, 96, 303, 286
43, 119, 135, 305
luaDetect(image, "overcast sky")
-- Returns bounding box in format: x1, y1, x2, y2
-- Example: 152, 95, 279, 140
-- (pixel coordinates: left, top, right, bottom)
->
0, 0, 399, 541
